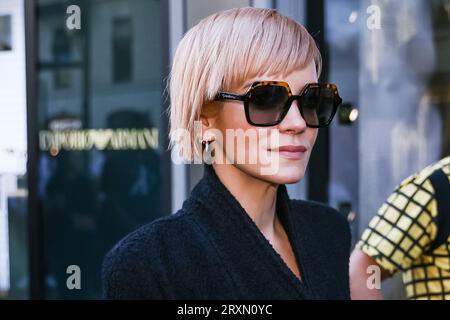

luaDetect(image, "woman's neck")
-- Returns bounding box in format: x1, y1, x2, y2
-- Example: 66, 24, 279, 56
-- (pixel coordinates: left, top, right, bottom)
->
212, 164, 279, 236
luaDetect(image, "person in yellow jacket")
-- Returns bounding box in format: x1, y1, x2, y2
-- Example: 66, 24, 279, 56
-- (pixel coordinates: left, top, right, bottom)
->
351, 156, 450, 300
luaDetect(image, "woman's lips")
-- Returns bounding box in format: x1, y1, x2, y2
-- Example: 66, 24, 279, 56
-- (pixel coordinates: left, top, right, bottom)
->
273, 145, 307, 160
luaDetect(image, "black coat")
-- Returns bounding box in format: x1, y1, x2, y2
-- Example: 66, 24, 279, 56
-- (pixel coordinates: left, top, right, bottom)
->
102, 164, 351, 299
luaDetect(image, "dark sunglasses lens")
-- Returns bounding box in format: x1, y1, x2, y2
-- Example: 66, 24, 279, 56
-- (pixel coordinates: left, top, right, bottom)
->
301, 86, 337, 126
248, 85, 289, 125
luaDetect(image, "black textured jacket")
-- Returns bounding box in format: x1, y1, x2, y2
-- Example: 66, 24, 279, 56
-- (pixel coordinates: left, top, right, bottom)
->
102, 164, 351, 299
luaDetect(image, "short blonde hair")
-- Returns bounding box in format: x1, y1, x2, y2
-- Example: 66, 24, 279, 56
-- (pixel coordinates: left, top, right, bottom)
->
168, 7, 322, 162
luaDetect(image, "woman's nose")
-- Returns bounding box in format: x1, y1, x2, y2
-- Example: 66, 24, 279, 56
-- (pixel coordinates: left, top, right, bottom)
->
278, 100, 307, 134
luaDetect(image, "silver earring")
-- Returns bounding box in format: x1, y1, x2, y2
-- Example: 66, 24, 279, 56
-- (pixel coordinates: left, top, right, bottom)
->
199, 137, 209, 152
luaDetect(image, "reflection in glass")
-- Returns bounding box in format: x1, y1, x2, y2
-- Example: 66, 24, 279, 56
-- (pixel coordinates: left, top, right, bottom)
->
326, 0, 450, 299
36, 0, 169, 298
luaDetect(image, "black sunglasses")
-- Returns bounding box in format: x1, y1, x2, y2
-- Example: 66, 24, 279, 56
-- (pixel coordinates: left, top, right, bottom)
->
214, 81, 342, 128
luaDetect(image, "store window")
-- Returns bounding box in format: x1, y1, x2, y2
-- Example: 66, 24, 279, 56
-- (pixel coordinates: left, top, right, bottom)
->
325, 0, 450, 298
34, 0, 170, 298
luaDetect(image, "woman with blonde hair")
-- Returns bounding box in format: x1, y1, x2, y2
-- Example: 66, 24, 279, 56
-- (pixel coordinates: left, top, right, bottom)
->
102, 7, 350, 299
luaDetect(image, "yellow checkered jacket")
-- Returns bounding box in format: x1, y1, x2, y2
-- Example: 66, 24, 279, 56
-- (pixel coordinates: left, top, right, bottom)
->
357, 156, 450, 300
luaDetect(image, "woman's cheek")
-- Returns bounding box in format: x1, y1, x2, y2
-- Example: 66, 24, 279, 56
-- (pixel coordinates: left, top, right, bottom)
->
309, 128, 318, 147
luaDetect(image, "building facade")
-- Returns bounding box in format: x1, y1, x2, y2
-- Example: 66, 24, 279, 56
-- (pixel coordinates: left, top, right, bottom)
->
0, 0, 448, 299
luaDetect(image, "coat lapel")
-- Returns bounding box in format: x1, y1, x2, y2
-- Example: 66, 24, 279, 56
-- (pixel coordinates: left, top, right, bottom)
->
186, 164, 314, 299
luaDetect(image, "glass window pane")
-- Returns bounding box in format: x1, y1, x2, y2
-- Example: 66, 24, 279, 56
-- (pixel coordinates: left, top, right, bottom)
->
36, 0, 170, 299
326, 0, 450, 299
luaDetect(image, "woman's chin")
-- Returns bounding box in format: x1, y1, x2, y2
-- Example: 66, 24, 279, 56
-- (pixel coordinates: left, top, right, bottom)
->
272, 169, 305, 184
257, 165, 306, 185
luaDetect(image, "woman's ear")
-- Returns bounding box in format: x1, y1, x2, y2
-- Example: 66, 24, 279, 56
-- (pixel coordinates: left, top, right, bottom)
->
200, 102, 220, 132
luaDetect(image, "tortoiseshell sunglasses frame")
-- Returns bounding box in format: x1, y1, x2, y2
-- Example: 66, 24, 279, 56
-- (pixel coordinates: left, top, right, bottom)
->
214, 81, 342, 128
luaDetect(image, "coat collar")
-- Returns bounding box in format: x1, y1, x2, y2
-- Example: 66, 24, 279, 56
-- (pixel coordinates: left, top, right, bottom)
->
183, 164, 319, 298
